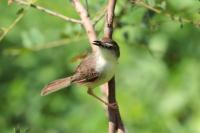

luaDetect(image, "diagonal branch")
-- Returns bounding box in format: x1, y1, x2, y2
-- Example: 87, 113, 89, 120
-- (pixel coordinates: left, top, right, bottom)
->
92, 5, 107, 26
0, 9, 25, 42
72, 0, 98, 51
14, 0, 82, 24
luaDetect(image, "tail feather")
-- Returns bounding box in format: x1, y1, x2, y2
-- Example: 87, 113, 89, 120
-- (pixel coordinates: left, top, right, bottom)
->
41, 77, 72, 96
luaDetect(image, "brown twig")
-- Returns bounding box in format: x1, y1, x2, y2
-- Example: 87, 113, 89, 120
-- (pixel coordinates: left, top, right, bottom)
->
14, 0, 82, 24
104, 0, 116, 39
72, 0, 125, 133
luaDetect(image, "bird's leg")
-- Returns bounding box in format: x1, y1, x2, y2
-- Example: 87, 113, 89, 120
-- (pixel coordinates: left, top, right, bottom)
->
87, 88, 118, 109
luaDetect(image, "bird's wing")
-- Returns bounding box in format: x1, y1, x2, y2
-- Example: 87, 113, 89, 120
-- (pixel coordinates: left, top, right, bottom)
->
72, 54, 100, 83
72, 71, 99, 83
74, 53, 95, 72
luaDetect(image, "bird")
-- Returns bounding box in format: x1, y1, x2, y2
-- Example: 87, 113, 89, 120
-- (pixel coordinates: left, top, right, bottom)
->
41, 37, 120, 109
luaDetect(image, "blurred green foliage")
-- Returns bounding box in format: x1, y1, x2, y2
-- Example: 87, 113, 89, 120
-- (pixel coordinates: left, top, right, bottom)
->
0, 0, 200, 132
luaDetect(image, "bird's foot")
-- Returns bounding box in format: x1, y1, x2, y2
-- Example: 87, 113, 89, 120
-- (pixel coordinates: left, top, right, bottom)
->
87, 88, 118, 110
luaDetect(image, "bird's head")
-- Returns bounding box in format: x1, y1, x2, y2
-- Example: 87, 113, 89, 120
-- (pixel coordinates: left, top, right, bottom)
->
92, 38, 120, 58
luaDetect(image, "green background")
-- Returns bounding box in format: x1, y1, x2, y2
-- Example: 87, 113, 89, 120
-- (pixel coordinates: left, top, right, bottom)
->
0, 0, 200, 132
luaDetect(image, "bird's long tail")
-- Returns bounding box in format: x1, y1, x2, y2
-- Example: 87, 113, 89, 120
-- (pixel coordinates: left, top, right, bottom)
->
41, 77, 72, 96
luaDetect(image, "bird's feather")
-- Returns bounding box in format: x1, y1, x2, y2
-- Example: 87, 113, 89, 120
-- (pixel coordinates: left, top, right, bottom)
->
41, 77, 72, 96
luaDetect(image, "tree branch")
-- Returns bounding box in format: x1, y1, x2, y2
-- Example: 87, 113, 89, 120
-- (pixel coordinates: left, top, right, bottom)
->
72, 0, 124, 133
103, 0, 125, 133
132, 0, 200, 28
104, 0, 116, 38
72, 0, 98, 52
13, 0, 82, 24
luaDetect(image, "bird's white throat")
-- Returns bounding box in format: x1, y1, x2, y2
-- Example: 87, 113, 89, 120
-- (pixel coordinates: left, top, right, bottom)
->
95, 48, 117, 71
93, 47, 118, 86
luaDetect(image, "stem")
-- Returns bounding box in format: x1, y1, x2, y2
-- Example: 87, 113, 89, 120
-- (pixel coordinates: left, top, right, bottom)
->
0, 10, 25, 42
14, 0, 82, 24
133, 0, 200, 27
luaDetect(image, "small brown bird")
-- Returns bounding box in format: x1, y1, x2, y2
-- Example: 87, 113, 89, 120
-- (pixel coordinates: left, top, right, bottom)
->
41, 38, 120, 108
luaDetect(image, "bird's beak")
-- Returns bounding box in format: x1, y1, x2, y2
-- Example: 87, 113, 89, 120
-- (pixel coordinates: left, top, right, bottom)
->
92, 40, 102, 46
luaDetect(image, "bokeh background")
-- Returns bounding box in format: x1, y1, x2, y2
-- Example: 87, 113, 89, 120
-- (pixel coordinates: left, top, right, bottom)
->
1, 0, 200, 132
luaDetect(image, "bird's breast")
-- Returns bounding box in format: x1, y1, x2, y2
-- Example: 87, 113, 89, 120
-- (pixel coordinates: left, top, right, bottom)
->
89, 50, 117, 87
